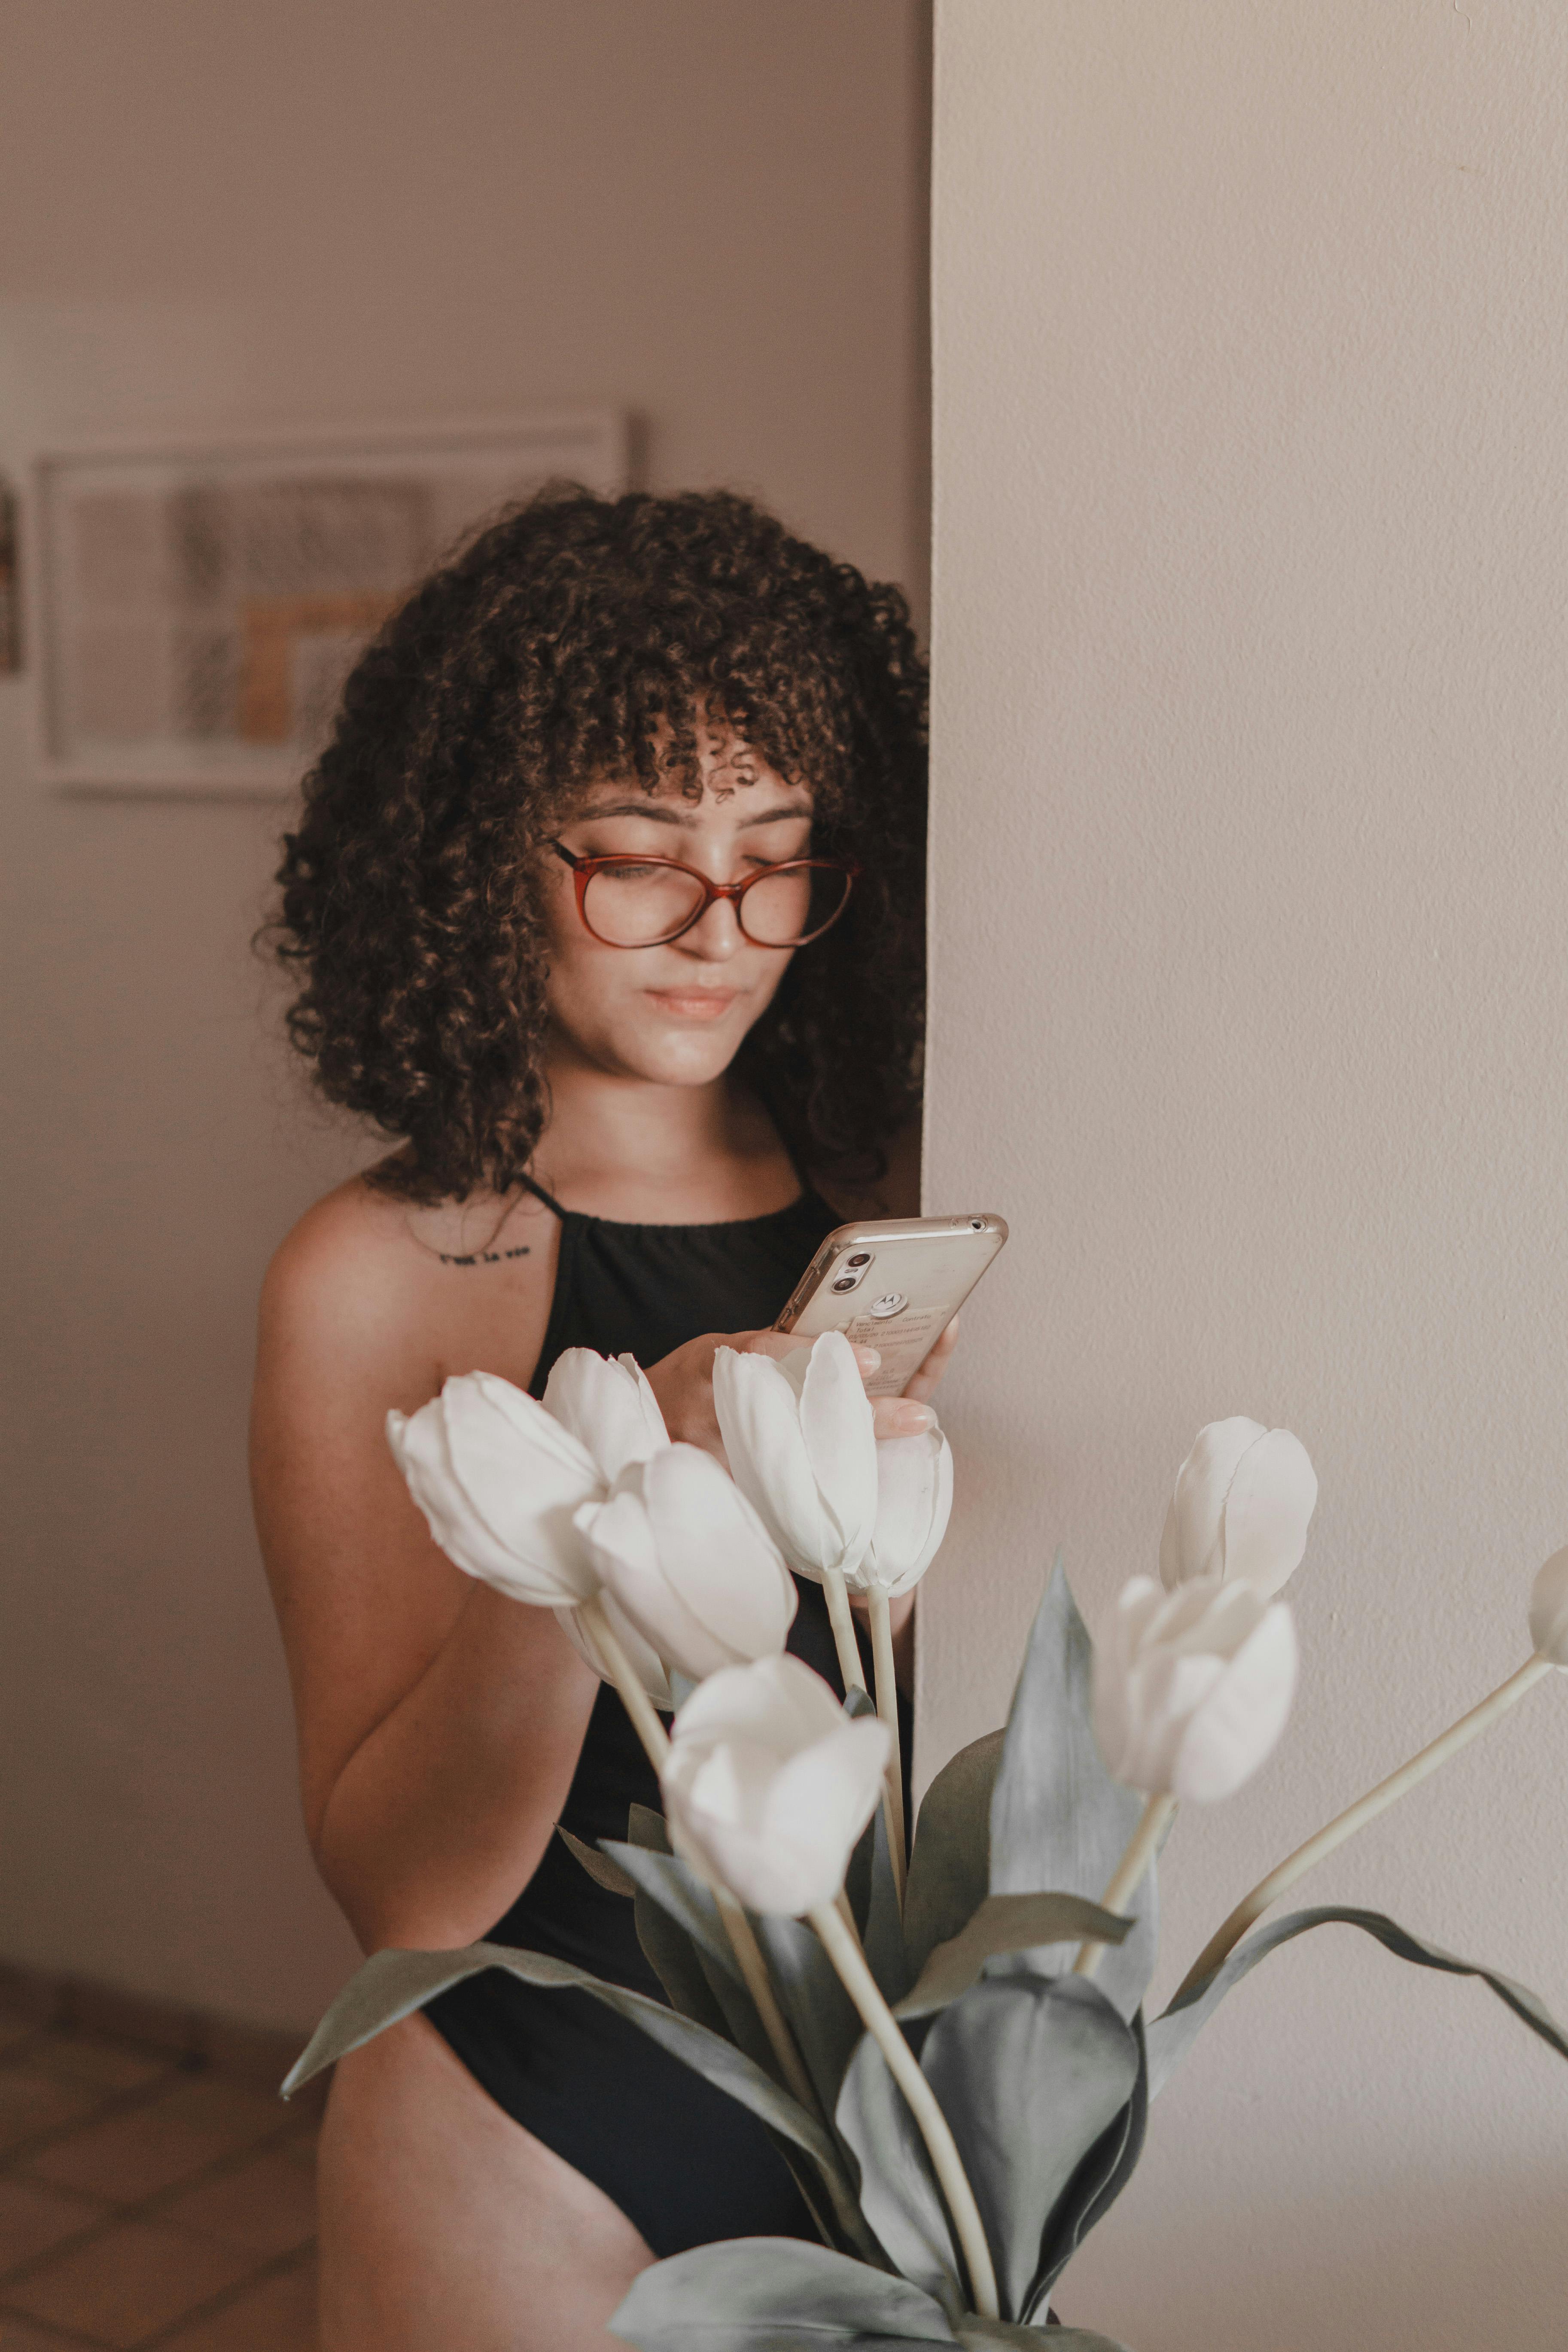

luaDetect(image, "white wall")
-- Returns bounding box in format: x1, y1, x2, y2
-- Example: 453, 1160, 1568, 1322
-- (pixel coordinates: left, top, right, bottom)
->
926, 6, 1568, 2347
0, 0, 928, 2034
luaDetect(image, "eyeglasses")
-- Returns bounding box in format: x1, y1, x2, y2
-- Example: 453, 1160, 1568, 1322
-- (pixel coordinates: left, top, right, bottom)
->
546, 840, 859, 949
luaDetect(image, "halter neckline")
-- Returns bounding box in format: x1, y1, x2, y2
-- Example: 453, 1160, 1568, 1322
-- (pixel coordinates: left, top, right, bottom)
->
515, 1169, 831, 1235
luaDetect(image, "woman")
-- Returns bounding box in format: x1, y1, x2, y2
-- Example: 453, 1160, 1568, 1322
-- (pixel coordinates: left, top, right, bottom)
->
251, 486, 947, 2351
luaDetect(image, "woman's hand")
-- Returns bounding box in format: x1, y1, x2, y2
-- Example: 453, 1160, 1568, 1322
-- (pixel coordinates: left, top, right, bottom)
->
644, 1319, 958, 1457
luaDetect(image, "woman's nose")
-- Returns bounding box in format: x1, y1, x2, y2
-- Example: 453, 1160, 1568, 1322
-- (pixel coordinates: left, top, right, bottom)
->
677, 892, 744, 959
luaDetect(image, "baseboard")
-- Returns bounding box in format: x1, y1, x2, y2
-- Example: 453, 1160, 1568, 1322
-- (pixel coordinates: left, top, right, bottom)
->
0, 1957, 325, 2109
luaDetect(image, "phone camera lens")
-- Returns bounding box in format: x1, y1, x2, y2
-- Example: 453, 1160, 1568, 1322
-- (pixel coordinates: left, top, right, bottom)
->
846, 1251, 872, 1268
831, 1275, 859, 1293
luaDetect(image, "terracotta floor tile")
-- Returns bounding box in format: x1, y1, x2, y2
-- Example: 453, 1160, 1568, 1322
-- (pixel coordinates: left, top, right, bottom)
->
0, 2176, 110, 2279
27, 2035, 177, 2100
0, 2072, 109, 2164
2, 2218, 261, 2348
158, 2256, 316, 2351
22, 2080, 286, 2204
157, 2147, 315, 2260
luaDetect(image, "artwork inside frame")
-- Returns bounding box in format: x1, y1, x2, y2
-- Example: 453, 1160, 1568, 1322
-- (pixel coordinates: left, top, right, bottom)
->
32, 411, 628, 797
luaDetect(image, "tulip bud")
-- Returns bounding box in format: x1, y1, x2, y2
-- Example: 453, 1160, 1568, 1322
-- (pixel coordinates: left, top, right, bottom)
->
556, 1593, 673, 1710
661, 1654, 891, 1916
386, 1371, 602, 1606
1528, 1546, 1568, 1667
850, 1424, 954, 1597
1093, 1574, 1298, 1804
712, 1332, 878, 1587
1159, 1418, 1318, 1600
573, 1443, 798, 1684
542, 1348, 669, 1483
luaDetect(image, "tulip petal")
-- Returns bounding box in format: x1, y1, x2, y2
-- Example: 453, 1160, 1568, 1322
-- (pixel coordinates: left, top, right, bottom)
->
712, 1348, 834, 1574
554, 1591, 673, 1708
1165, 1418, 1267, 1586
642, 1447, 798, 1666
542, 1348, 670, 1482
1169, 1601, 1298, 1802
1218, 1427, 1318, 1597
798, 1333, 879, 1571
1528, 1546, 1568, 1666
438, 1372, 603, 1600
859, 1428, 954, 1597
387, 1403, 539, 1592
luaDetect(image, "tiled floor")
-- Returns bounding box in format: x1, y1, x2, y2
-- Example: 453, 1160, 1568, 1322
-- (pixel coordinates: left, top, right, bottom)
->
0, 2008, 318, 2349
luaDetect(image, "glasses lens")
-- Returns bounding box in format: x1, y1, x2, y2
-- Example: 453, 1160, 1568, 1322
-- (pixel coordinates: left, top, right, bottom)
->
581, 860, 709, 945
740, 863, 852, 946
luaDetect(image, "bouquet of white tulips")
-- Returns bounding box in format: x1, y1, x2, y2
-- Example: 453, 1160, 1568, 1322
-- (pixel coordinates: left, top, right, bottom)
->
286, 1353, 1568, 2350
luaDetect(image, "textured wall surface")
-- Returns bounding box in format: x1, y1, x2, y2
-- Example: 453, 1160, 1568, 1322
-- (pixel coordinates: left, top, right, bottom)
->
925, 6, 1568, 2346
0, 0, 928, 2033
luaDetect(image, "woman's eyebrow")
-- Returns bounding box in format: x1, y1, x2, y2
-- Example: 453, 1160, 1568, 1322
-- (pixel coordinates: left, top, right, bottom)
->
575, 799, 811, 827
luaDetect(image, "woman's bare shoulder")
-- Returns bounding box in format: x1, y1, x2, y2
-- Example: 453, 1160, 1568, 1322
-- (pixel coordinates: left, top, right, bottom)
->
258, 1162, 559, 1399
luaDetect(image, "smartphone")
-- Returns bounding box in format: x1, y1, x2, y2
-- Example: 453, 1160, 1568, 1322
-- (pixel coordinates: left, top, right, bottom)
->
773, 1213, 1008, 1397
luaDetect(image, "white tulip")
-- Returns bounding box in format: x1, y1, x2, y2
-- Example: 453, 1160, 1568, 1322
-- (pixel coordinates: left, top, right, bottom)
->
1528, 1546, 1568, 1667
851, 1424, 954, 1597
1159, 1417, 1318, 1600
542, 1348, 669, 1482
712, 1333, 879, 1586
556, 1592, 673, 1710
573, 1443, 798, 1684
386, 1371, 601, 1606
1093, 1574, 1298, 1804
661, 1654, 891, 1916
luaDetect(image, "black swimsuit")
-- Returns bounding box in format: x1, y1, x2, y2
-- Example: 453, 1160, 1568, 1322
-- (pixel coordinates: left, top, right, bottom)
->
423, 1172, 869, 2256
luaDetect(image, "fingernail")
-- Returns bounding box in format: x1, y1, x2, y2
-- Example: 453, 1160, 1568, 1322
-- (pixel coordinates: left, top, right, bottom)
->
853, 1346, 882, 1370
891, 1403, 933, 1433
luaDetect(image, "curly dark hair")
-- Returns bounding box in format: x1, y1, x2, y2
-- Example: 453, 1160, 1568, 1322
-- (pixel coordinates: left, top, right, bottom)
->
270, 484, 927, 1203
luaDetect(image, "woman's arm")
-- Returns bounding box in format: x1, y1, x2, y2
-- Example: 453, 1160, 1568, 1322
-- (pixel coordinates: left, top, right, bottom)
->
250, 1191, 596, 1954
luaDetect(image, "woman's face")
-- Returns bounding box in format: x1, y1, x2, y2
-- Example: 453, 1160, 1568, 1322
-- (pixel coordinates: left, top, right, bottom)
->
539, 725, 815, 1090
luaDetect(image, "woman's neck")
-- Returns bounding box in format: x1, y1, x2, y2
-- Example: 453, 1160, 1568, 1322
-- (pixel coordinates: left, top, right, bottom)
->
530, 1040, 800, 1223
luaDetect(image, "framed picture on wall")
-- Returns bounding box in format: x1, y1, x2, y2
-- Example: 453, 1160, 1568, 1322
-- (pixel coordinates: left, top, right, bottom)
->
31, 410, 628, 797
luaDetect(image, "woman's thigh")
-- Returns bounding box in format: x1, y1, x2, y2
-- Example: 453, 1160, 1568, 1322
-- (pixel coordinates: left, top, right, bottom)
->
317, 2012, 655, 2352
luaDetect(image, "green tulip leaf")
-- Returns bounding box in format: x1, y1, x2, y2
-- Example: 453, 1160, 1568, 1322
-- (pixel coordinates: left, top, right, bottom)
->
557, 1826, 638, 1898
987, 1562, 1157, 2023
609, 2237, 959, 2349
1023, 2013, 1148, 2323
283, 1942, 858, 2211
600, 1842, 739, 1982
895, 1894, 1130, 2023
922, 1974, 1140, 2324
749, 1909, 865, 2125
903, 1730, 1005, 1982
627, 1801, 670, 1850
836, 2028, 963, 2315
1149, 1904, 1568, 2098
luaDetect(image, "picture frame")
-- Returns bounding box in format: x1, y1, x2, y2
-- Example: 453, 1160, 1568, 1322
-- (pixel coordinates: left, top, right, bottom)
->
30, 409, 629, 798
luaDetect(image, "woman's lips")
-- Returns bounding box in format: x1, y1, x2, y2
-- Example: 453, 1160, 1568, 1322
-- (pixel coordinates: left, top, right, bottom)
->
644, 987, 739, 1020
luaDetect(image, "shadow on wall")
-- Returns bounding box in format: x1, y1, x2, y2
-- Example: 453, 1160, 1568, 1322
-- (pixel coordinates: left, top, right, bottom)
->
1063, 2162, 1565, 2348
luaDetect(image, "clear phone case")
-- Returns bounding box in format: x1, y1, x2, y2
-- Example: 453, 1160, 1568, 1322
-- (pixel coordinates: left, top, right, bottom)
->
774, 1213, 1008, 1396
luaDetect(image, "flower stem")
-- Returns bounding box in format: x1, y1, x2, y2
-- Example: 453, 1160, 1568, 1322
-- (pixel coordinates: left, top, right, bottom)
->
867, 1587, 907, 1910
809, 1899, 999, 2322
1175, 1652, 1557, 1999
574, 1596, 819, 2119
822, 1564, 867, 1695
1072, 1792, 1176, 1978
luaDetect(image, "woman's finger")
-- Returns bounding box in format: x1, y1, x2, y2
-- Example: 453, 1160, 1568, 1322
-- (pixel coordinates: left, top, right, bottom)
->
873, 1396, 936, 1440
742, 1329, 883, 1378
